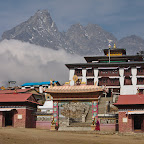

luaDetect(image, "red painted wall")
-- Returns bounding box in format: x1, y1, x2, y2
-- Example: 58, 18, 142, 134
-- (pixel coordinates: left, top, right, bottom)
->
100, 124, 118, 132
14, 109, 36, 128
26, 109, 36, 128
13, 109, 26, 128
0, 108, 36, 128
36, 121, 51, 129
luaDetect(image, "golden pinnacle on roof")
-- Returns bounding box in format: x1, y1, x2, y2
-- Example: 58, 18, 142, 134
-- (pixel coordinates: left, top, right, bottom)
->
113, 43, 116, 48
50, 79, 53, 87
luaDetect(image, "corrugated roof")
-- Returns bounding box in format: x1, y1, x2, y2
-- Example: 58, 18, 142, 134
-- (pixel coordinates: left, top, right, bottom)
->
0, 88, 31, 94
21, 81, 58, 86
0, 93, 41, 105
114, 94, 144, 105
0, 93, 32, 102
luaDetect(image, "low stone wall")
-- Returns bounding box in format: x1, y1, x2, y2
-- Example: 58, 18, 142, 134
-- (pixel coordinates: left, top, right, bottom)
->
59, 117, 69, 127
36, 121, 51, 129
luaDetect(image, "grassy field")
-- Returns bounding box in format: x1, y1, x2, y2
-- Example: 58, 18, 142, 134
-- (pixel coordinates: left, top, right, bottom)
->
0, 128, 144, 144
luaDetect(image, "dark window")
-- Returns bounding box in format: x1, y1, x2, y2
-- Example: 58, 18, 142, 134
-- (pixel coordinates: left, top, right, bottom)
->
75, 69, 82, 76
124, 77, 132, 85
86, 68, 94, 76
137, 78, 144, 85
87, 79, 94, 85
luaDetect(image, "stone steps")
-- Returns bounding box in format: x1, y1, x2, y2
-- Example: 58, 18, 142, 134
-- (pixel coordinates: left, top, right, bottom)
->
69, 107, 92, 127
98, 97, 112, 114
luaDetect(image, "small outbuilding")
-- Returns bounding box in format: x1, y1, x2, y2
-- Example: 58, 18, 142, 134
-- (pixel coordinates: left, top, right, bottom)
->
114, 94, 144, 132
0, 93, 40, 128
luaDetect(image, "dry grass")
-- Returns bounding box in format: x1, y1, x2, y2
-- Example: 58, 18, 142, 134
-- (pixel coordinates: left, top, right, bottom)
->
0, 128, 144, 144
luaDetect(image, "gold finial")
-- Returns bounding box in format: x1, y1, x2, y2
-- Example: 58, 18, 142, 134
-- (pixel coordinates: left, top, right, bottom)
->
50, 79, 53, 87
1, 86, 5, 90
113, 43, 116, 49
81, 82, 86, 85
73, 75, 78, 85
65, 80, 71, 85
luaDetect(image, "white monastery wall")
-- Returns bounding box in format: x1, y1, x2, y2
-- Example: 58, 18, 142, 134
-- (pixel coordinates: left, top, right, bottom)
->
119, 68, 124, 87
131, 67, 137, 86
69, 66, 144, 95
120, 86, 137, 95
94, 68, 98, 85
69, 69, 75, 86
82, 68, 86, 83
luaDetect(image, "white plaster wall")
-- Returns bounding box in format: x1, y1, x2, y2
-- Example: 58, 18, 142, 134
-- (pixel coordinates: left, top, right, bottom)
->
69, 69, 75, 86
131, 67, 137, 85
94, 68, 98, 85
94, 68, 98, 77
82, 68, 86, 83
119, 68, 124, 77
131, 67, 137, 76
120, 77, 124, 87
132, 77, 137, 86
120, 86, 137, 95
119, 68, 124, 87
120, 67, 138, 95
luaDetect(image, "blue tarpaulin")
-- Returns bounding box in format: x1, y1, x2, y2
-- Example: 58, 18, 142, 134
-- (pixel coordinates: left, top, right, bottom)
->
21, 81, 58, 86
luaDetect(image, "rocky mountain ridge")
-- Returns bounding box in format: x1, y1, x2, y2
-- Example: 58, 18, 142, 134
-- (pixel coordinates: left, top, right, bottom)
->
2, 10, 144, 56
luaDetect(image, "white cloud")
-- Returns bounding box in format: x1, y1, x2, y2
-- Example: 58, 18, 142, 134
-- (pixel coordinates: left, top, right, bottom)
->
0, 39, 84, 87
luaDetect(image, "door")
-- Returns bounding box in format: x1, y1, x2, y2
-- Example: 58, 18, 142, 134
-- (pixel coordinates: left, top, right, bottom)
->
5, 111, 13, 126
134, 115, 142, 130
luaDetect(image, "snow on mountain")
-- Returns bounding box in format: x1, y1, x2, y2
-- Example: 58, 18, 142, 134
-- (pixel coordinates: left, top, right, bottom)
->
2, 10, 144, 56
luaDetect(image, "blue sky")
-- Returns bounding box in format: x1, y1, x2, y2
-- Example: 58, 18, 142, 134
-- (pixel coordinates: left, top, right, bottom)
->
0, 0, 144, 39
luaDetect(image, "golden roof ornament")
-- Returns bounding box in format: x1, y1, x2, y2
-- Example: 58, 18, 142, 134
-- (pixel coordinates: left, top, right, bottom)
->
73, 75, 78, 82
1, 86, 5, 90
113, 43, 116, 49
65, 80, 71, 85
82, 82, 86, 84
50, 79, 53, 87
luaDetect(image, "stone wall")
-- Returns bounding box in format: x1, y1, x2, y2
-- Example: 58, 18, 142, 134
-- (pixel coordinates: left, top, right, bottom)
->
59, 117, 69, 127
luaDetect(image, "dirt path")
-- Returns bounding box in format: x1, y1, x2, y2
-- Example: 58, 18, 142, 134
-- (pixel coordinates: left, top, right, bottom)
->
0, 128, 144, 144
